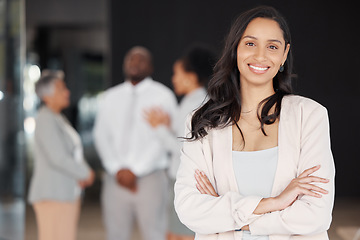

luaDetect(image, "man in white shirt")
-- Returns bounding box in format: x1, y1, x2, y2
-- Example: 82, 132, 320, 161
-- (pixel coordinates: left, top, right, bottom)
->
93, 46, 177, 240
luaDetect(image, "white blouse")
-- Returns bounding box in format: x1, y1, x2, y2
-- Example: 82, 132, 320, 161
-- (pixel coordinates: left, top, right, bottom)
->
232, 147, 278, 240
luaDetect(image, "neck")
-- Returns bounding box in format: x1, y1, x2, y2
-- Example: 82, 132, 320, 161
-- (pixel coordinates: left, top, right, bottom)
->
129, 76, 148, 86
185, 84, 202, 95
240, 82, 275, 112
46, 103, 62, 114
130, 80, 141, 86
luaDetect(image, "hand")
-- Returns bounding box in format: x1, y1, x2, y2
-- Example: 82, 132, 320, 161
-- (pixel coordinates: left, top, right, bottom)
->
116, 169, 137, 192
273, 165, 329, 211
143, 107, 171, 128
195, 170, 250, 231
194, 169, 219, 197
78, 170, 95, 189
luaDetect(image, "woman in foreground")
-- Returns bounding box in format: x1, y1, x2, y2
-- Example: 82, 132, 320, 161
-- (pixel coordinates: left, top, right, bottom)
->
174, 6, 335, 240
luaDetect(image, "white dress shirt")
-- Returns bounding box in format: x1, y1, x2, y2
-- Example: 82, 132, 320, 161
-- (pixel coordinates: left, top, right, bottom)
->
155, 87, 207, 179
93, 77, 177, 177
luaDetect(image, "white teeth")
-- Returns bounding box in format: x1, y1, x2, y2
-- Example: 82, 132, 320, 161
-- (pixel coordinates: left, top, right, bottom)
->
249, 65, 268, 71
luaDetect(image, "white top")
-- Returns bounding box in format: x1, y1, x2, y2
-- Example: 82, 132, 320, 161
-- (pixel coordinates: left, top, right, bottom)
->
155, 88, 207, 179
93, 77, 177, 176
232, 147, 278, 240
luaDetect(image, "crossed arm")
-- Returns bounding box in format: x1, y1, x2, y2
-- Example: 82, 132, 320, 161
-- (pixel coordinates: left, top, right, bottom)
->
194, 165, 329, 231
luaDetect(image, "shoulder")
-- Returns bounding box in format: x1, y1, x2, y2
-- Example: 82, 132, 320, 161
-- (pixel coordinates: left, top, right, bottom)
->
281, 95, 329, 128
148, 80, 177, 105
98, 83, 127, 106
36, 106, 56, 124
282, 94, 328, 115
35, 107, 60, 135
149, 79, 174, 96
104, 83, 126, 98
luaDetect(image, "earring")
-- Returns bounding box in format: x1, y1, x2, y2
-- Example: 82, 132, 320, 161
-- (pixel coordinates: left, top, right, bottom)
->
279, 64, 284, 73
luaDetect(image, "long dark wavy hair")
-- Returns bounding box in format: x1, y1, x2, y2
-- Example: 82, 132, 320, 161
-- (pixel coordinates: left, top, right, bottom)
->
188, 6, 294, 141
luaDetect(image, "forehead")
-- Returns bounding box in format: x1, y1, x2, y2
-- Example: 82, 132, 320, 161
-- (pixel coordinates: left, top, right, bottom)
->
242, 17, 284, 42
126, 51, 151, 63
126, 53, 144, 61
54, 79, 65, 87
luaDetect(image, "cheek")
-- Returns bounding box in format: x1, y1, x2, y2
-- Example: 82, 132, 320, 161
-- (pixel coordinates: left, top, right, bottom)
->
237, 48, 251, 68
172, 75, 183, 92
270, 53, 284, 65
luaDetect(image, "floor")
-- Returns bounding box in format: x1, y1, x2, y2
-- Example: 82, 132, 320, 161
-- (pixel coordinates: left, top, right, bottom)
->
23, 197, 360, 240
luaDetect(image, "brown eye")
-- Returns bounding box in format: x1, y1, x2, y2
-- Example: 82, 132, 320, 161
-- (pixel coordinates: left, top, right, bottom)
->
246, 42, 255, 47
269, 45, 278, 50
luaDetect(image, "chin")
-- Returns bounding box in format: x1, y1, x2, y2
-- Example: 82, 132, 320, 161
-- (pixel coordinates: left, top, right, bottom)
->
63, 101, 70, 109
241, 75, 275, 87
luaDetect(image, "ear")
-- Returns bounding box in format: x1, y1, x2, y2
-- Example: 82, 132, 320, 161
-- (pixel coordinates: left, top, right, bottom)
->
282, 43, 290, 65
42, 95, 51, 105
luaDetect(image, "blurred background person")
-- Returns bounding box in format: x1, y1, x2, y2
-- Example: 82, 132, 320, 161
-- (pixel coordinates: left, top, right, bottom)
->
93, 46, 177, 240
28, 70, 95, 240
144, 45, 216, 240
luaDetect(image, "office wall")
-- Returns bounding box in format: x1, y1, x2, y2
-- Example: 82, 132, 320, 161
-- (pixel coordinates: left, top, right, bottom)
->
109, 0, 359, 196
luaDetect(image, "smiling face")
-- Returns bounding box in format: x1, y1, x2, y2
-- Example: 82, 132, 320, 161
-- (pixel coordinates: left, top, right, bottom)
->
237, 17, 290, 89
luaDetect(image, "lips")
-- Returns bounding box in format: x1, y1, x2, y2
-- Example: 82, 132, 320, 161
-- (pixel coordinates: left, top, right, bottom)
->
248, 64, 270, 74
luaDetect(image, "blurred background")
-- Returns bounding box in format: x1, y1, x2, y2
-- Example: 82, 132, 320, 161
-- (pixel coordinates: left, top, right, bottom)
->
0, 0, 359, 239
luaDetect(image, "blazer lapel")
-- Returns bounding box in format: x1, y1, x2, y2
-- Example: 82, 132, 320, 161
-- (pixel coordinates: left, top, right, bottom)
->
212, 125, 239, 195
271, 96, 301, 196
54, 114, 76, 153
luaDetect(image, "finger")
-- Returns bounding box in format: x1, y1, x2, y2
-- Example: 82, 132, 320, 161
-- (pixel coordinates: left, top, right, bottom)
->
299, 183, 329, 195
195, 172, 210, 194
298, 165, 321, 178
196, 171, 214, 194
298, 176, 329, 184
196, 183, 207, 194
200, 171, 218, 196
195, 171, 215, 195
195, 173, 207, 195
299, 187, 323, 198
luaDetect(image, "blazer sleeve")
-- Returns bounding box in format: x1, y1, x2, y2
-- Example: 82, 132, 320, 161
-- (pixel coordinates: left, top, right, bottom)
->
35, 113, 90, 180
174, 116, 263, 235
249, 104, 335, 236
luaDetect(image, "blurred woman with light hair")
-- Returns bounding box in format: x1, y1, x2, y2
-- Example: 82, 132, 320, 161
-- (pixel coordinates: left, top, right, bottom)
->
28, 70, 94, 240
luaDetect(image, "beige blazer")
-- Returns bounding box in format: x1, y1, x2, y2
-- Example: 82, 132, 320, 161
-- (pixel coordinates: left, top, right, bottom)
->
174, 95, 335, 240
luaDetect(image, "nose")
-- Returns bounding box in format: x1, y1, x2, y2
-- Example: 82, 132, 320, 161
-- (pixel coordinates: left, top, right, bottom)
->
65, 88, 70, 97
254, 46, 267, 62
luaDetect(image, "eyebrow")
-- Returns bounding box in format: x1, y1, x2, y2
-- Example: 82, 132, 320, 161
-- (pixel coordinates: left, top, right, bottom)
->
242, 35, 283, 45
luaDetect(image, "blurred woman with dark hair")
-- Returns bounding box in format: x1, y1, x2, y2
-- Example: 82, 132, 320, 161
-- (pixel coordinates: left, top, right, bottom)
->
174, 6, 335, 240
145, 45, 216, 240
